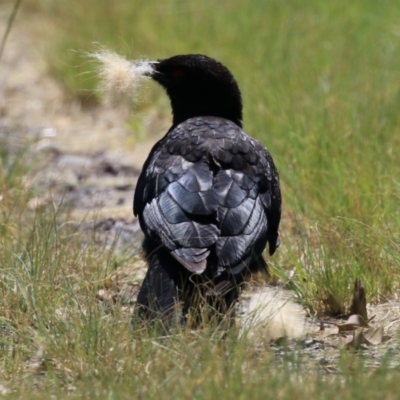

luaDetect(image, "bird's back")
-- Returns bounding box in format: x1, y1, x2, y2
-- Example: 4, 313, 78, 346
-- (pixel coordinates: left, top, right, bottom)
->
134, 116, 281, 280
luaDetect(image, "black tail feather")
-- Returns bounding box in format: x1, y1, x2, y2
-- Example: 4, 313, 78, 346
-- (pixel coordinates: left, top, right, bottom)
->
136, 246, 189, 325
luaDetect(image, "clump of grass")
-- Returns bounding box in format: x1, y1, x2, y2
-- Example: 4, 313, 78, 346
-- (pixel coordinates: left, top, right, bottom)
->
0, 128, 33, 241
273, 214, 400, 316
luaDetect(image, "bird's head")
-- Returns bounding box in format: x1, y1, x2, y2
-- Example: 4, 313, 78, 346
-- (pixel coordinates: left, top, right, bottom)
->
90, 50, 242, 127
148, 54, 243, 128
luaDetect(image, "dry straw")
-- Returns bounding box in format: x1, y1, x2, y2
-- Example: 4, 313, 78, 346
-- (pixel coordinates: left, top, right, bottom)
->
88, 47, 155, 105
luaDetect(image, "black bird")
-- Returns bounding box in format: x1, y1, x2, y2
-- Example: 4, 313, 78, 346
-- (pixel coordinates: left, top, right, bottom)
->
134, 54, 281, 324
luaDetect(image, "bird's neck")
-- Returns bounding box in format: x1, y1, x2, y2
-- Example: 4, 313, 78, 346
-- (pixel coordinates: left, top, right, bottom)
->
171, 102, 243, 128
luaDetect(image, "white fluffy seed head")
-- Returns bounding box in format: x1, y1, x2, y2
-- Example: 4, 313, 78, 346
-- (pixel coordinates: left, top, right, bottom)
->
88, 48, 155, 105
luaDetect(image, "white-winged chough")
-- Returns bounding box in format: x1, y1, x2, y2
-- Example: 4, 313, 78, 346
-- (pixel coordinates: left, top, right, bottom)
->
133, 54, 281, 324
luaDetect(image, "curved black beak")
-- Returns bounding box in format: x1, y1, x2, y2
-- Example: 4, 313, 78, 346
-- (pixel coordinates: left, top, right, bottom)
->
140, 61, 158, 77
142, 60, 170, 86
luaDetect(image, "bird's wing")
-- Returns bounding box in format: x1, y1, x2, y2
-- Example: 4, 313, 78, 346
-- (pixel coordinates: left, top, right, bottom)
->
134, 134, 220, 274
207, 120, 281, 270
133, 117, 281, 274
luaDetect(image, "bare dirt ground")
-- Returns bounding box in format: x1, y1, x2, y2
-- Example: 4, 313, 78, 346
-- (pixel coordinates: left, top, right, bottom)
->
2, 13, 400, 368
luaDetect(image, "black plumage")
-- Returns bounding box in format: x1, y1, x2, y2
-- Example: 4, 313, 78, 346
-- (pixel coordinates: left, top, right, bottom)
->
134, 54, 281, 323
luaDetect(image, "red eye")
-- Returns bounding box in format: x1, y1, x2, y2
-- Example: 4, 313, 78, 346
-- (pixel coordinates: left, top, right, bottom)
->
173, 69, 184, 78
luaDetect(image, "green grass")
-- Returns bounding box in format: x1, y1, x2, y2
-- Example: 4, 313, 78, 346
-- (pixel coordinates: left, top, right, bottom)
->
2, 0, 400, 397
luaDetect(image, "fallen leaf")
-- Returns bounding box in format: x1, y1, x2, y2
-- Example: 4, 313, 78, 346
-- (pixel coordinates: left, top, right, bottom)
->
344, 326, 384, 349
363, 326, 384, 345
331, 314, 371, 332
